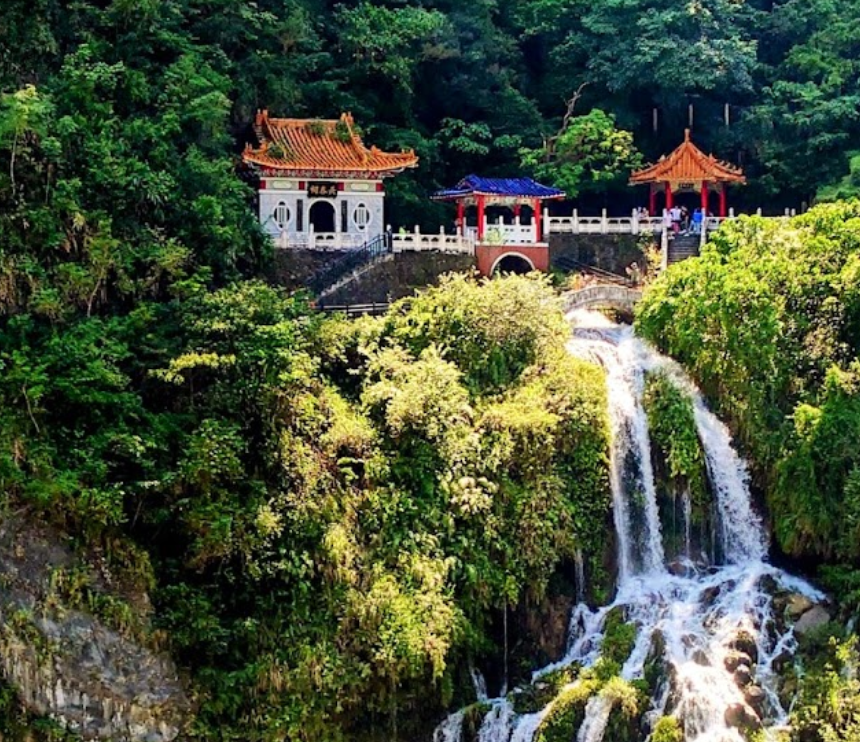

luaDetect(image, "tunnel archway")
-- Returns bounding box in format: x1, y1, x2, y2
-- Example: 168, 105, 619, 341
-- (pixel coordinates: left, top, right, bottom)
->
491, 253, 535, 275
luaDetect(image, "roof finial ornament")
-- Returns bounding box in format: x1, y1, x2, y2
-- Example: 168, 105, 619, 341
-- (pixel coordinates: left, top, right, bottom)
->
684, 128, 691, 142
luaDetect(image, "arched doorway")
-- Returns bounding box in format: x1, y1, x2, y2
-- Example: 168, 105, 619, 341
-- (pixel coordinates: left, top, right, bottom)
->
492, 253, 535, 275
309, 201, 336, 233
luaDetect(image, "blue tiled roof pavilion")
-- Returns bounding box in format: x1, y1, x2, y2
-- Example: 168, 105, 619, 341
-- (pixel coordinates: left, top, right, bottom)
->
432, 174, 566, 203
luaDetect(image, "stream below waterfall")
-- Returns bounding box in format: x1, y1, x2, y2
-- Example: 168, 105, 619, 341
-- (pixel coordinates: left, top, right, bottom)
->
434, 310, 826, 742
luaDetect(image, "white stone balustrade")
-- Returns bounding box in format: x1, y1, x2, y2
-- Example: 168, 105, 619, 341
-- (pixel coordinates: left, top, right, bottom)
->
267, 207, 802, 251
391, 226, 476, 254
545, 207, 799, 236
269, 227, 368, 251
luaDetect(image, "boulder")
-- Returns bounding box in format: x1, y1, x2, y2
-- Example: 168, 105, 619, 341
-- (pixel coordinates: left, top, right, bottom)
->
724, 702, 761, 731
724, 650, 752, 673
668, 560, 692, 577
728, 630, 758, 665
759, 574, 780, 596
733, 664, 752, 687
794, 606, 831, 636
692, 649, 710, 667
700, 585, 722, 608
744, 685, 767, 713
785, 594, 814, 620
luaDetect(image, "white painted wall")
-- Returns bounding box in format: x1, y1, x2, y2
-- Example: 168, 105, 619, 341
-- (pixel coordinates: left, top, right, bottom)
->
259, 178, 386, 248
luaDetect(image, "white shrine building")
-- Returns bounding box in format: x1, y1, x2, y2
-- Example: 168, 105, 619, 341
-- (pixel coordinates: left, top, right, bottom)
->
243, 111, 419, 249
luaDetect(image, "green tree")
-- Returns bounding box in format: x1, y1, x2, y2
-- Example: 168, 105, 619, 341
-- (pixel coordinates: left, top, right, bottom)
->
521, 108, 642, 197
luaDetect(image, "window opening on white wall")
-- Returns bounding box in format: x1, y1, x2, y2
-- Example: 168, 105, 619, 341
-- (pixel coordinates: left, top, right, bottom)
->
273, 201, 290, 230
354, 203, 371, 231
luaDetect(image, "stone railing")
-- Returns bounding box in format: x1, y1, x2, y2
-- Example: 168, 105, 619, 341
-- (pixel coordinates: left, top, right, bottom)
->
481, 218, 538, 244
548, 211, 663, 235
545, 208, 800, 236
390, 227, 476, 254
269, 230, 367, 251
563, 284, 644, 313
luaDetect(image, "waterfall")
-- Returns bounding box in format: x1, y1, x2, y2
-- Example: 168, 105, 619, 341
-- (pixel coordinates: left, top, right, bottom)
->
434, 710, 465, 742
574, 548, 586, 603
433, 310, 824, 742
471, 666, 489, 703
478, 701, 514, 742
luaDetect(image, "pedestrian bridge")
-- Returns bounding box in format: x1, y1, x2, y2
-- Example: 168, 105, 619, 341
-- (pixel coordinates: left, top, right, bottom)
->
562, 284, 643, 314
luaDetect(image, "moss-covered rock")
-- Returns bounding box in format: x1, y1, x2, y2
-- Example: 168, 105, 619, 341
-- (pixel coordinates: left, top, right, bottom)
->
601, 606, 636, 667
643, 629, 668, 695
533, 679, 600, 742
602, 677, 647, 742
510, 666, 578, 715
650, 715, 683, 742
462, 702, 492, 742
643, 371, 714, 563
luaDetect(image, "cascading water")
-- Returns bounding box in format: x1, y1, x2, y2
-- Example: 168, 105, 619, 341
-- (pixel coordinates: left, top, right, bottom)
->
434, 310, 826, 742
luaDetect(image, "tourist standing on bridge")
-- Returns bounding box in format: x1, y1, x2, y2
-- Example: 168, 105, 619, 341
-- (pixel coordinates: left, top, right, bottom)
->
626, 261, 642, 286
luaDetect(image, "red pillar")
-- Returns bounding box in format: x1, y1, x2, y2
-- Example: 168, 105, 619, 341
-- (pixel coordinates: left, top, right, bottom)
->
665, 182, 673, 210
719, 185, 727, 218
477, 195, 486, 241
457, 199, 465, 231
649, 184, 656, 216
701, 181, 709, 214
513, 204, 522, 219
534, 199, 542, 242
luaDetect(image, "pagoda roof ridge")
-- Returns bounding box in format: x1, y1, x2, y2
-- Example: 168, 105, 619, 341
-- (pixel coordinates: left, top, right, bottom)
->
629, 129, 745, 185
244, 110, 418, 176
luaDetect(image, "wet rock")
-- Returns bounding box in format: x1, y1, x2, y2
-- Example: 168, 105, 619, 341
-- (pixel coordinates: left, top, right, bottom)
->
771, 650, 793, 675
733, 664, 752, 687
692, 649, 710, 666
700, 585, 722, 608
667, 560, 692, 577
785, 594, 814, 620
522, 593, 575, 666
745, 685, 767, 713
724, 650, 752, 673
728, 631, 758, 665
759, 574, 780, 596
794, 606, 831, 636
511, 665, 577, 715
643, 630, 668, 694
724, 702, 762, 731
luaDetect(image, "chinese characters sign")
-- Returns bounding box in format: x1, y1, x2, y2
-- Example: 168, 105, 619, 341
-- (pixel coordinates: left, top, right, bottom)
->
307, 182, 339, 198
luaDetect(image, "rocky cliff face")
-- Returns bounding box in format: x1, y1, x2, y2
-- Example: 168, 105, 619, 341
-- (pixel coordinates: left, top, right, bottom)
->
0, 511, 190, 741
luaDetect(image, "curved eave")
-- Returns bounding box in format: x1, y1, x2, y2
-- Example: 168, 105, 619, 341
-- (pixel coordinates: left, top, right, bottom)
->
629, 169, 746, 185
431, 191, 566, 201
243, 152, 419, 178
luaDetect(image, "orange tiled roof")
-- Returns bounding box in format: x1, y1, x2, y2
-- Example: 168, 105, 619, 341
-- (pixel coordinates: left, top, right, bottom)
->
629, 130, 745, 185
243, 111, 419, 177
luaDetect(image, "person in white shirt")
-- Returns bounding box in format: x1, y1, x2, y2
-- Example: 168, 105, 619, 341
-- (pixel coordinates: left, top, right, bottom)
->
670, 205, 682, 233
663, 208, 673, 231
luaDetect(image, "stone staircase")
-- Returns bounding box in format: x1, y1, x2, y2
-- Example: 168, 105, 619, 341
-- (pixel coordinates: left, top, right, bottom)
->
307, 234, 391, 296
668, 233, 700, 265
